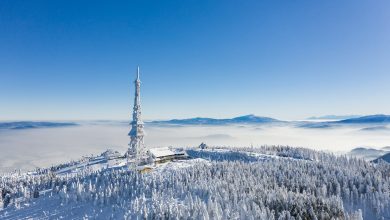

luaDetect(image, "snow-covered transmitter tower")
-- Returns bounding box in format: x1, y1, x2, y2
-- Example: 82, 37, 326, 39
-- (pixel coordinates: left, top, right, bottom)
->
127, 66, 146, 164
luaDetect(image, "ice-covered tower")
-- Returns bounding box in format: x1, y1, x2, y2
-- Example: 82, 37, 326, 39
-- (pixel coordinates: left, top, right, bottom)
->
127, 66, 146, 162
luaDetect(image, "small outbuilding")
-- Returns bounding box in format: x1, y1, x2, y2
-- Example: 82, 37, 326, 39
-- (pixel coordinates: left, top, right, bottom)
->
199, 142, 208, 150
101, 149, 122, 160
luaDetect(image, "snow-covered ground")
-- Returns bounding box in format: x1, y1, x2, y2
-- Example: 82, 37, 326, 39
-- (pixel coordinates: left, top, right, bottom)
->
1, 146, 389, 219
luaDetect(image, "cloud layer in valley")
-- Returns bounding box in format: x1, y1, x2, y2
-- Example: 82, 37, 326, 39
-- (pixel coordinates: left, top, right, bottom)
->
1, 120, 390, 173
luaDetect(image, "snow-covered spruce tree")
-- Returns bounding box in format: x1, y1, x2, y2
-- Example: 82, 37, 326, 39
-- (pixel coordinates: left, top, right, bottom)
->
1, 146, 390, 219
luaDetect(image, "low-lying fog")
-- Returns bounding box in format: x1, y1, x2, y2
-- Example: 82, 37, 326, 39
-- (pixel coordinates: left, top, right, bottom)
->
1, 121, 390, 173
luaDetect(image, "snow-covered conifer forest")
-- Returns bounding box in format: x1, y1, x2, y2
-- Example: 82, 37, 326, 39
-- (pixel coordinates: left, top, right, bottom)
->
1, 146, 390, 219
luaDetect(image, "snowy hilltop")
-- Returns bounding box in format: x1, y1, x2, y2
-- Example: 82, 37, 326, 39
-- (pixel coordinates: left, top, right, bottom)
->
1, 146, 389, 219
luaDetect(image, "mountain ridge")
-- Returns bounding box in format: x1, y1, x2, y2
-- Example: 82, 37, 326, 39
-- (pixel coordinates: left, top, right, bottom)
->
0, 121, 78, 130
307, 115, 362, 120
336, 114, 390, 124
150, 114, 281, 125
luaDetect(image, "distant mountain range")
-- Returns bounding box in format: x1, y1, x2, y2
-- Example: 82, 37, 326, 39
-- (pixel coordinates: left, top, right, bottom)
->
347, 146, 390, 163
307, 115, 362, 120
0, 121, 78, 130
299, 114, 390, 129
297, 122, 332, 129
347, 147, 389, 161
150, 114, 281, 125
346, 146, 390, 164
150, 114, 390, 126
336, 114, 390, 124
1, 114, 390, 128
360, 126, 390, 131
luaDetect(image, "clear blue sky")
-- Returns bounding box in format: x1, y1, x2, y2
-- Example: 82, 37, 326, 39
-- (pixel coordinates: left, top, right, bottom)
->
1, 0, 389, 120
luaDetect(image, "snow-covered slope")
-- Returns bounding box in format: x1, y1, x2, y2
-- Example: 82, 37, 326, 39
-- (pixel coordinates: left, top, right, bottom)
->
372, 152, 390, 164
1, 146, 389, 219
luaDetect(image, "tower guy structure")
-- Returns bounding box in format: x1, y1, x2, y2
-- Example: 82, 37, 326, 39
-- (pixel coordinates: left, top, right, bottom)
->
127, 66, 146, 164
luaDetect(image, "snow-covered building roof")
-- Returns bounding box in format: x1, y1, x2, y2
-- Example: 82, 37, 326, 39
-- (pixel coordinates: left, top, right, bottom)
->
148, 147, 187, 164
149, 147, 178, 158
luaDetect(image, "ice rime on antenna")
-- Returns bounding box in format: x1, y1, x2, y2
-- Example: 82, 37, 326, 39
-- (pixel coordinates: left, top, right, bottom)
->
127, 66, 147, 165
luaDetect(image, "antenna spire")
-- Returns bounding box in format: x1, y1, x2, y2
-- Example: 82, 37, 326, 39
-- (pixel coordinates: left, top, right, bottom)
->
137, 66, 140, 80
